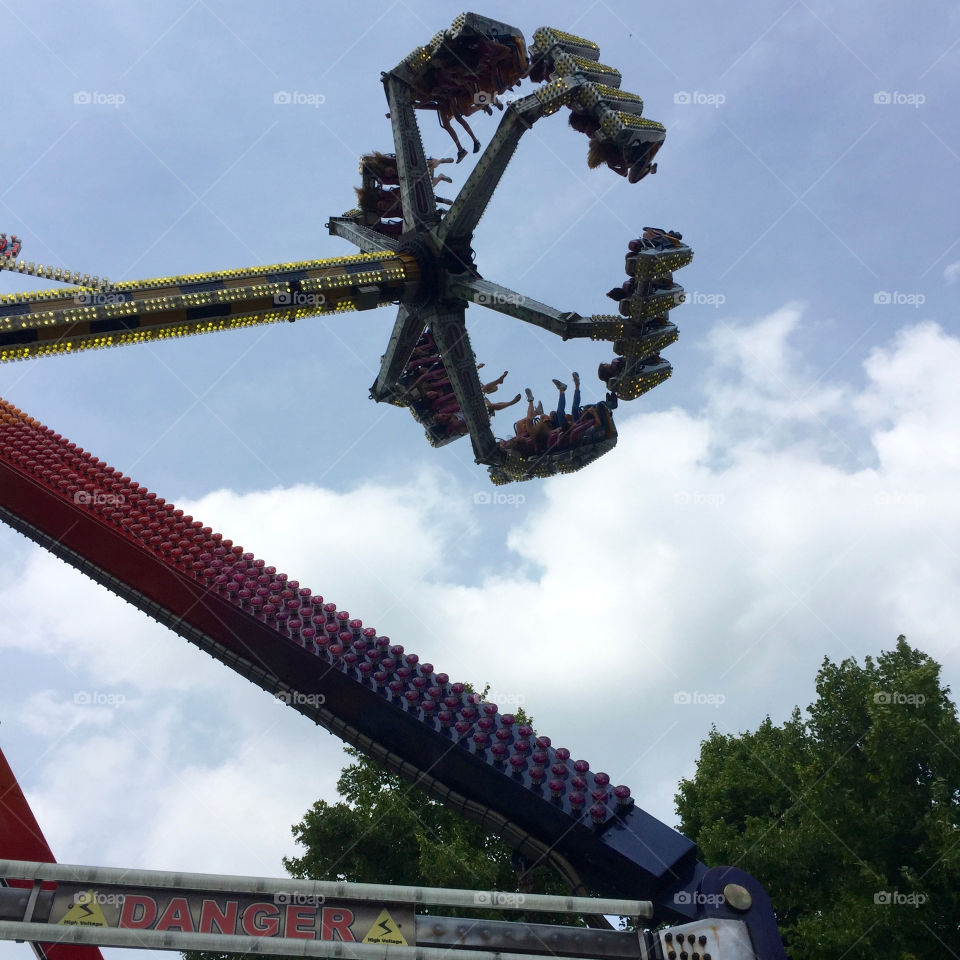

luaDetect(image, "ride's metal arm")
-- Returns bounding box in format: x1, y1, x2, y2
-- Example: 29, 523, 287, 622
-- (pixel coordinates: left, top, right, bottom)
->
383, 75, 441, 233
425, 305, 501, 463
0, 398, 691, 909
449, 277, 587, 337
370, 303, 425, 402
437, 82, 585, 247
448, 279, 680, 357
0, 253, 414, 363
327, 217, 399, 254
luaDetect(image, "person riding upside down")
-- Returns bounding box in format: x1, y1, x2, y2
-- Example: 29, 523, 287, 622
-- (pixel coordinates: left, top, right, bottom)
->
502, 372, 604, 453
354, 185, 452, 220
587, 138, 661, 182
361, 151, 454, 186
386, 36, 529, 161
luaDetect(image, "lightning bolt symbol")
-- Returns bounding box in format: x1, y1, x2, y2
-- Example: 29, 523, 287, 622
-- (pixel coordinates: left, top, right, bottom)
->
378, 920, 392, 936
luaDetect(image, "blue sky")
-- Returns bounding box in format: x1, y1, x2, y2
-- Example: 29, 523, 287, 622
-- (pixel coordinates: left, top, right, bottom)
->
1, 1, 958, 955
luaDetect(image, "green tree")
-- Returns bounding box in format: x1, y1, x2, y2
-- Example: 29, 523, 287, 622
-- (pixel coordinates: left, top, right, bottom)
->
675, 636, 960, 960
283, 744, 572, 915
282, 701, 578, 921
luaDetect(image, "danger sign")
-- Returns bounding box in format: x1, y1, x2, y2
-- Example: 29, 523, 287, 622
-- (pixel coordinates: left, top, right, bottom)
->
49, 885, 413, 943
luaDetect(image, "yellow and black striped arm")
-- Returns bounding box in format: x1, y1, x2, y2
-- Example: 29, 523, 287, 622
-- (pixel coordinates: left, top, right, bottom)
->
0, 252, 416, 363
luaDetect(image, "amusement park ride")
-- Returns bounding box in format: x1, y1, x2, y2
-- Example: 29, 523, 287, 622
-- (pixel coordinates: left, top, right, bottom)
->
0, 14, 788, 960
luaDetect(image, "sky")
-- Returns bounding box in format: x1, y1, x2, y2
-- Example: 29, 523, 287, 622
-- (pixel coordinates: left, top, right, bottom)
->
1, 0, 958, 956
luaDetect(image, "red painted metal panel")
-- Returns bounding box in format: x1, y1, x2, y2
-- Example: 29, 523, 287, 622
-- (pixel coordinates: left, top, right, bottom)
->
0, 745, 105, 960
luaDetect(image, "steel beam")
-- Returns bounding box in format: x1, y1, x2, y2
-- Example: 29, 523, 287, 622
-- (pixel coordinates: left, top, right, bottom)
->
370, 304, 425, 402
328, 219, 399, 254
425, 305, 501, 463
449, 278, 582, 338
416, 916, 643, 960
0, 861, 650, 919
436, 97, 542, 248
383, 76, 440, 233
0, 922, 625, 960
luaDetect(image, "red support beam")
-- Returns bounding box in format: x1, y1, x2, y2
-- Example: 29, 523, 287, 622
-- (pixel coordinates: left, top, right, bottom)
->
0, 745, 104, 960
0, 395, 699, 912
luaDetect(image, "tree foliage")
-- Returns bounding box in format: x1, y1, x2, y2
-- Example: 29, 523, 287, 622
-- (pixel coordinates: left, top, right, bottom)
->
283, 745, 570, 913
675, 636, 960, 960
283, 701, 575, 921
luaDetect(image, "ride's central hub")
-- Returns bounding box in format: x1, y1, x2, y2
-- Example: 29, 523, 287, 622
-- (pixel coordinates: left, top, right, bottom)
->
439, 237, 480, 281
395, 233, 448, 308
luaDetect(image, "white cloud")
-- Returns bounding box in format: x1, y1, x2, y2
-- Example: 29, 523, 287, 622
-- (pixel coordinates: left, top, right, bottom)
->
2, 306, 959, 917
699, 302, 851, 442
23, 687, 344, 875
18, 689, 118, 737
944, 260, 960, 285
856, 320, 960, 471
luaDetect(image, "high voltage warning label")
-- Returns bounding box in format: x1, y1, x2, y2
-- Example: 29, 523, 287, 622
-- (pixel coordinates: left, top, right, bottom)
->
362, 908, 407, 945
57, 893, 109, 927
